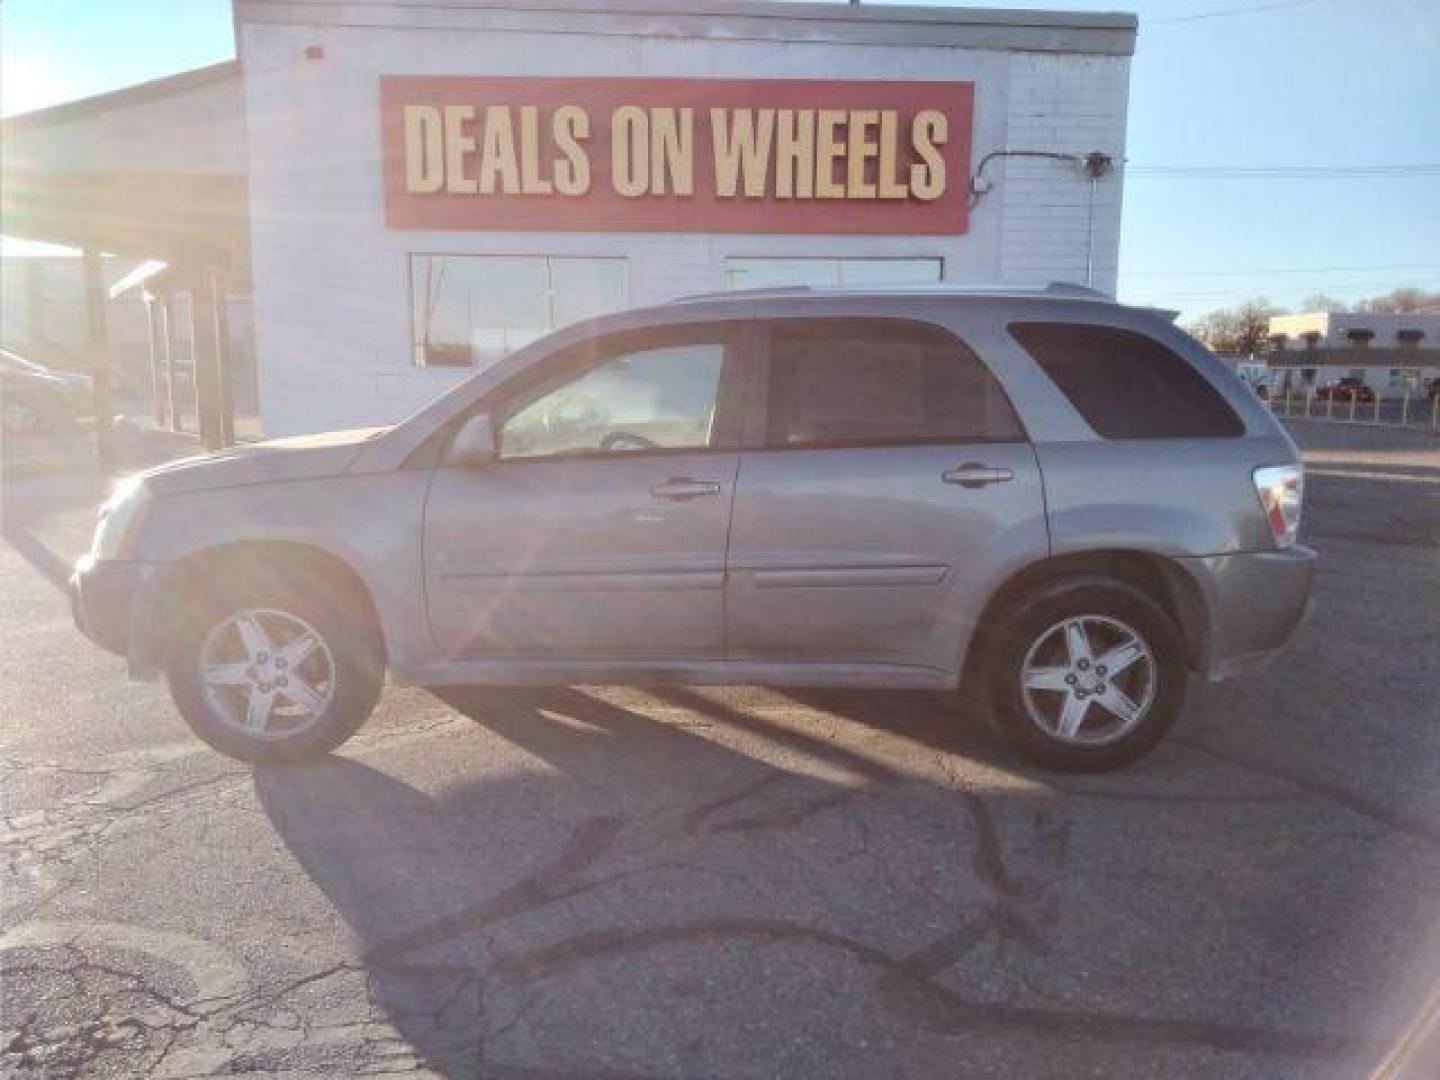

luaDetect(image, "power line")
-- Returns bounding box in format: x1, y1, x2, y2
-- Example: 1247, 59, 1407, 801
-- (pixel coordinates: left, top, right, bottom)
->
1127, 277, 1440, 303
1131, 166, 1440, 175
1129, 274, 1440, 294
1151, 0, 1326, 25
1134, 277, 1440, 296
1123, 263, 1440, 279
1126, 164, 1440, 179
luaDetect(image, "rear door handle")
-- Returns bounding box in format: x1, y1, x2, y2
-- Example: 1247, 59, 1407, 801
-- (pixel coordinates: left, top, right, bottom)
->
650, 477, 722, 501
942, 463, 1015, 488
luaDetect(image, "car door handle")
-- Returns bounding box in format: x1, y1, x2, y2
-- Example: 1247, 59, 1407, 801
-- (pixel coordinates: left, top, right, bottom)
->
650, 477, 722, 501
942, 463, 1015, 488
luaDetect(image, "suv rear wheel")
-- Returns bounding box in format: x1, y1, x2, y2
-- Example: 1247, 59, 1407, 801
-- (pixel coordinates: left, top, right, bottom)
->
985, 576, 1186, 772
166, 579, 383, 763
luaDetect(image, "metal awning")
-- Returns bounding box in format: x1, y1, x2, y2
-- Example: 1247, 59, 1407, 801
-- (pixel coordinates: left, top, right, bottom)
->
108, 260, 171, 300
2, 61, 251, 455
1, 61, 249, 276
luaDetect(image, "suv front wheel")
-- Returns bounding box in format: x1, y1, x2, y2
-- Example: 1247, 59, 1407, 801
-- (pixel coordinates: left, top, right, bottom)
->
986, 576, 1187, 772
166, 579, 383, 763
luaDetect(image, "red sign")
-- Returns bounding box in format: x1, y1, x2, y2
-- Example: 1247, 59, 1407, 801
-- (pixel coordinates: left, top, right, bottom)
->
381, 76, 973, 234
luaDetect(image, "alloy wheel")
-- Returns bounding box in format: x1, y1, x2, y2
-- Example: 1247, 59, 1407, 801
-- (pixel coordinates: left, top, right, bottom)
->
1019, 614, 1157, 746
198, 608, 336, 740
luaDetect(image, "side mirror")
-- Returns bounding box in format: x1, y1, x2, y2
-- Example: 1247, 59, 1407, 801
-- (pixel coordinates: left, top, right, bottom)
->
446, 412, 497, 468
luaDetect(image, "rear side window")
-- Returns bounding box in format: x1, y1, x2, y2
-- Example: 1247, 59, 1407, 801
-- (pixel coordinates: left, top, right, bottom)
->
1010, 322, 1243, 438
763, 319, 1024, 448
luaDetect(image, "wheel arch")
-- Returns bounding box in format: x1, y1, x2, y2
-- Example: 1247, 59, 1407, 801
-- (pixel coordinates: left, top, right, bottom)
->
961, 549, 1211, 686
146, 539, 387, 670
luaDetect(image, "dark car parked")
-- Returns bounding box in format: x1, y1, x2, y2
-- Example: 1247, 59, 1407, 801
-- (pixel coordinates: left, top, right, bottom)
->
1315, 376, 1376, 404
1, 347, 92, 434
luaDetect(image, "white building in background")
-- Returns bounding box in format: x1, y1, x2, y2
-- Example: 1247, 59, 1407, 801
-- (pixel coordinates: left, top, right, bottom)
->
1269, 310, 1440, 350
239, 0, 1135, 435
1267, 311, 1440, 399
3, 1, 1137, 439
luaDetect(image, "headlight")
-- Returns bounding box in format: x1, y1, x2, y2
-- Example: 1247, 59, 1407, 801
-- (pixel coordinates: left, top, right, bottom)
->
91, 475, 151, 560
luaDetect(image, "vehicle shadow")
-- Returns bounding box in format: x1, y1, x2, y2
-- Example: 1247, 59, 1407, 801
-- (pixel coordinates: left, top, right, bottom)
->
1, 427, 207, 596
255, 684, 1383, 1077
0, 520, 76, 592
1, 465, 104, 594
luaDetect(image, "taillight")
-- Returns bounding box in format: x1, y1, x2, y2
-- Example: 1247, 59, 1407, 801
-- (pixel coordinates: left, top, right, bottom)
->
1253, 464, 1304, 548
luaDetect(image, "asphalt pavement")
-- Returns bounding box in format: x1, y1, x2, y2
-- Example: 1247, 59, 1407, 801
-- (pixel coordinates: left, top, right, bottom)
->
2, 422, 1438, 1078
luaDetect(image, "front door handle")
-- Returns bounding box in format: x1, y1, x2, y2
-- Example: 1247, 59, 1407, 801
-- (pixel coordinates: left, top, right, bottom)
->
942, 462, 1015, 488
650, 477, 722, 501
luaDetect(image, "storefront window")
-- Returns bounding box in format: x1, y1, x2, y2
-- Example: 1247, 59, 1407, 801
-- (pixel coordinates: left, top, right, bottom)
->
411, 255, 628, 368
724, 257, 942, 291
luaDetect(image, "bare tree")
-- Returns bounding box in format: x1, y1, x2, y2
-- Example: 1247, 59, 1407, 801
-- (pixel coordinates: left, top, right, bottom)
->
1300, 293, 1348, 313
1187, 298, 1285, 355
1358, 286, 1440, 313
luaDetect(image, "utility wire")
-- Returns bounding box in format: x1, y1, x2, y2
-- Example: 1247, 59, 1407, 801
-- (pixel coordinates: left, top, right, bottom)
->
1128, 278, 1440, 302
1124, 263, 1440, 278
1126, 164, 1440, 179
1151, 0, 1326, 25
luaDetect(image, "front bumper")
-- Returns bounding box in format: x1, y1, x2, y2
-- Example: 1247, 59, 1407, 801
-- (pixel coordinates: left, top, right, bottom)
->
1179, 545, 1317, 681
70, 556, 165, 675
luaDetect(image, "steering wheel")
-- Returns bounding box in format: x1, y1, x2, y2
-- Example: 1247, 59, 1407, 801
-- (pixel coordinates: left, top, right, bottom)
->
599, 431, 660, 452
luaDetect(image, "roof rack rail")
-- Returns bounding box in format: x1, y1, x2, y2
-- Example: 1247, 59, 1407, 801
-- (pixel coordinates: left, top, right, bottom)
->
668, 285, 815, 304
666, 281, 1116, 305
1043, 281, 1111, 298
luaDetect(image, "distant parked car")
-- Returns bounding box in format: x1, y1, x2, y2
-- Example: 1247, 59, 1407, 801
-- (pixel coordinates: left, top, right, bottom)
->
1, 347, 92, 434
1315, 377, 1375, 404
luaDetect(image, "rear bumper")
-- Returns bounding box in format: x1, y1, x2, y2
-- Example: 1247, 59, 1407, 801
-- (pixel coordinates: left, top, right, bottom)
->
70, 556, 165, 676
1178, 545, 1317, 681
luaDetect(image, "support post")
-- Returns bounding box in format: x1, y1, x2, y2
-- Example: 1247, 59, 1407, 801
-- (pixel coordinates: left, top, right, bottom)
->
25, 259, 45, 343
190, 274, 223, 451
143, 293, 166, 427
160, 296, 180, 432
82, 249, 114, 469
214, 283, 235, 445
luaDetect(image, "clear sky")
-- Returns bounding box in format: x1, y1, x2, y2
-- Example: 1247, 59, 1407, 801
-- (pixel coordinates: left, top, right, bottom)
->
2, 0, 1438, 321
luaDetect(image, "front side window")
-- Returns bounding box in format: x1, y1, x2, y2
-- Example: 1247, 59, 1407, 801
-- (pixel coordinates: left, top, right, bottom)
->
1010, 322, 1244, 439
762, 319, 1023, 448
411, 255, 628, 369
500, 339, 725, 460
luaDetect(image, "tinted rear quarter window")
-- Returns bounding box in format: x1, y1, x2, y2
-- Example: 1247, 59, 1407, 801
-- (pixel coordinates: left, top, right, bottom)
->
765, 318, 1024, 448
1010, 322, 1244, 438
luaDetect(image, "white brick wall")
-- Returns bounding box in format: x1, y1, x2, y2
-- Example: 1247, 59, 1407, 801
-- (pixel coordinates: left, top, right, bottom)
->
997, 53, 1131, 296
241, 13, 1132, 434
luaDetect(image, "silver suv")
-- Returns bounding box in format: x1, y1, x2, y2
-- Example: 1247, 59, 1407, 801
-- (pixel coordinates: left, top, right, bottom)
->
71, 284, 1314, 771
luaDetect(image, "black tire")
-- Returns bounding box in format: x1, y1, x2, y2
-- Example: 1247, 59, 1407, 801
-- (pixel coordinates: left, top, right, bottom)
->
983, 575, 1187, 772
165, 573, 384, 763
